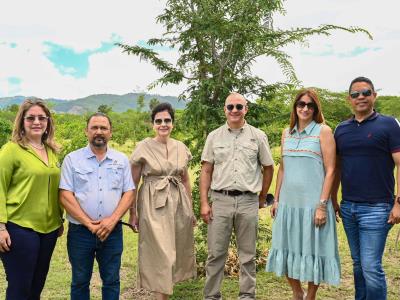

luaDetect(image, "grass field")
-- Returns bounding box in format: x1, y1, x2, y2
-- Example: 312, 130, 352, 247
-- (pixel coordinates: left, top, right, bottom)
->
1, 212, 400, 299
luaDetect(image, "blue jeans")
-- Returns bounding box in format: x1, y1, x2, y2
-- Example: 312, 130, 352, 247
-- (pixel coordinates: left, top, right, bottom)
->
340, 200, 393, 300
67, 222, 123, 300
0, 222, 58, 300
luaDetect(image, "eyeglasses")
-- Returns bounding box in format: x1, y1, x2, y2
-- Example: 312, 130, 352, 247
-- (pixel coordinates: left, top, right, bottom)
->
350, 89, 372, 99
154, 118, 172, 125
296, 101, 316, 110
226, 104, 245, 111
24, 115, 49, 122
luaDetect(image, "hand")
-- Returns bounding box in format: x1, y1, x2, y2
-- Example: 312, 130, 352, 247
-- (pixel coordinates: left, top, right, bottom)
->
128, 213, 139, 233
258, 194, 266, 209
200, 202, 213, 224
0, 229, 11, 252
270, 201, 278, 218
192, 215, 197, 227
314, 206, 327, 227
332, 200, 341, 222
57, 224, 64, 237
86, 220, 101, 235
388, 204, 400, 224
96, 217, 118, 241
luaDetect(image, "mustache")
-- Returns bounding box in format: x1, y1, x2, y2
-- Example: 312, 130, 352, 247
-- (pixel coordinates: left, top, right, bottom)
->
91, 135, 107, 147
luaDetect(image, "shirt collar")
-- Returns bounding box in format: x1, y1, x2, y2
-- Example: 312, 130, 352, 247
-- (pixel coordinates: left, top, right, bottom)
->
290, 120, 317, 135
84, 144, 115, 160
351, 110, 379, 123
225, 120, 248, 132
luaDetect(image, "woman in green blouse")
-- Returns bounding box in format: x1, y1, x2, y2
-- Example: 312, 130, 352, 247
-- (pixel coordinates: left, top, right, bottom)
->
0, 98, 63, 300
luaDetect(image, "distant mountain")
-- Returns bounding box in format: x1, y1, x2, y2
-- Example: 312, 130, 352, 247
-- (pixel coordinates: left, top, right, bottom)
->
0, 93, 185, 114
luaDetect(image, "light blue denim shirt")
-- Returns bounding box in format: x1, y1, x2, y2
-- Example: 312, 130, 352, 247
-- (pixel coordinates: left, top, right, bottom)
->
60, 145, 135, 224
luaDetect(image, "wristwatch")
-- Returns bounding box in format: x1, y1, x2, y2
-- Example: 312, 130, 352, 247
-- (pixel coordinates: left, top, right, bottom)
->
319, 199, 328, 206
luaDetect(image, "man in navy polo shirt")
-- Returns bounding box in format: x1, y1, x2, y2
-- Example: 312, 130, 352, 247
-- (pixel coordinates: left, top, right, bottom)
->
333, 76, 400, 300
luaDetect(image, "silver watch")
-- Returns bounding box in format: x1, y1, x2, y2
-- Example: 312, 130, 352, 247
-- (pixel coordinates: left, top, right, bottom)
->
319, 199, 328, 206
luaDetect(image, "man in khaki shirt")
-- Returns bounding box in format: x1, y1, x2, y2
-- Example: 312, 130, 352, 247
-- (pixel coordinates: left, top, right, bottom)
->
200, 92, 274, 300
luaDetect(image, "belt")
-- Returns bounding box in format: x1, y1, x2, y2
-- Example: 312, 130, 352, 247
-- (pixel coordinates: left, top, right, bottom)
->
213, 189, 253, 196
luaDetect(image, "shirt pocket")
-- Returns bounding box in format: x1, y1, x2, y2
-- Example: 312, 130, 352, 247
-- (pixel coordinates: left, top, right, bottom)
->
213, 143, 230, 165
106, 165, 124, 190
74, 167, 94, 192
241, 142, 258, 162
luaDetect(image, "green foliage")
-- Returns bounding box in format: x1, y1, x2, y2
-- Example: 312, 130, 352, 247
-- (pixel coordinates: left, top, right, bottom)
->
97, 104, 113, 114
375, 95, 400, 119
5, 104, 19, 113
136, 94, 145, 112
149, 97, 160, 111
0, 118, 12, 147
110, 110, 153, 146
54, 114, 87, 161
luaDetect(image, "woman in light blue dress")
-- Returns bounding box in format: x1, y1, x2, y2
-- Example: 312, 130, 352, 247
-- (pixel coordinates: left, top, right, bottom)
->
266, 89, 340, 300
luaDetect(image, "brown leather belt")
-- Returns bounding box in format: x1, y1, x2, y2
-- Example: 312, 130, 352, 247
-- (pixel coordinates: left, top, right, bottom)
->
213, 189, 252, 196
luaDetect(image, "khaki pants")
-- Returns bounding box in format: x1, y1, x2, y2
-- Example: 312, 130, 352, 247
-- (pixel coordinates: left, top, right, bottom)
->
204, 191, 259, 300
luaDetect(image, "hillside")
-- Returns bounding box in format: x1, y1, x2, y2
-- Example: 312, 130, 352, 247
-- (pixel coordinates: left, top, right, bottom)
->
0, 93, 184, 114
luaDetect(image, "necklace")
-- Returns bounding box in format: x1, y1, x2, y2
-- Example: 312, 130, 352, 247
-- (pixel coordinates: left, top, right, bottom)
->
29, 142, 45, 150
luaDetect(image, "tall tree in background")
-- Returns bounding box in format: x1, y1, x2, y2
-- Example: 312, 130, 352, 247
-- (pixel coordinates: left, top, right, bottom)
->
97, 104, 113, 114
119, 0, 369, 161
136, 94, 145, 112
149, 97, 160, 110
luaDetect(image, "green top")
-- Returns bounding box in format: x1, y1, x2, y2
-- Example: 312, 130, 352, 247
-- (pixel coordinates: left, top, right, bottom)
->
0, 142, 62, 233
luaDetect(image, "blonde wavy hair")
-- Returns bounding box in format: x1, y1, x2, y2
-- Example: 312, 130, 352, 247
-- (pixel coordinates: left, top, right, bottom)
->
11, 98, 60, 153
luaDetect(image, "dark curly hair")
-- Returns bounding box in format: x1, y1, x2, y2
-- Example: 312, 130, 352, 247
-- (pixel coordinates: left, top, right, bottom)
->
151, 102, 175, 123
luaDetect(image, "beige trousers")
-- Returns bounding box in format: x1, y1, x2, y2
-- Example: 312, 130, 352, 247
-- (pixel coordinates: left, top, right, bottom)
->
204, 191, 259, 300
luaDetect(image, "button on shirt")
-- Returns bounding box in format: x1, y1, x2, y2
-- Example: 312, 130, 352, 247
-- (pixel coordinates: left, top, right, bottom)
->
335, 112, 400, 203
201, 122, 274, 193
60, 145, 135, 224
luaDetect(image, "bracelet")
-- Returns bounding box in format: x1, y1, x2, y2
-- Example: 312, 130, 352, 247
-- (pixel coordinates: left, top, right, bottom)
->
0, 223, 6, 231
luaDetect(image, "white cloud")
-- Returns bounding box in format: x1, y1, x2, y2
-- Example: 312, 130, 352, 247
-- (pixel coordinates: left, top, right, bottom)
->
1, 0, 399, 98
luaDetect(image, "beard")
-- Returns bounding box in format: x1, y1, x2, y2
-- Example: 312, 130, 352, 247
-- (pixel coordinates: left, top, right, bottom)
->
91, 136, 107, 148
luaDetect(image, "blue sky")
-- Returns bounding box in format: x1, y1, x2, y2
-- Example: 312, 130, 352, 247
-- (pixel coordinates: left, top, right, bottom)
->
43, 39, 118, 78
0, 0, 399, 98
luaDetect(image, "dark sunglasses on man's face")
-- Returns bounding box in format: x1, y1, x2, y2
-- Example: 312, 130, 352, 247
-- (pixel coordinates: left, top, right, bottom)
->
350, 89, 372, 99
226, 104, 245, 111
296, 101, 316, 110
154, 118, 172, 125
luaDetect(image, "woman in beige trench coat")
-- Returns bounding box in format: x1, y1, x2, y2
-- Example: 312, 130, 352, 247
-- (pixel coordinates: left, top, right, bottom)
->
129, 102, 196, 300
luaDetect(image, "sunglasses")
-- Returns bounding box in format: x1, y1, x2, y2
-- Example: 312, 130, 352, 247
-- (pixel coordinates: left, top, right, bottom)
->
226, 104, 245, 111
296, 101, 316, 110
24, 115, 49, 123
350, 89, 372, 99
154, 118, 172, 125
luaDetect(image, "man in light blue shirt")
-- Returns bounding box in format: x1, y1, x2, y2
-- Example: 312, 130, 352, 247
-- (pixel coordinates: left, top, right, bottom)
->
59, 112, 134, 300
